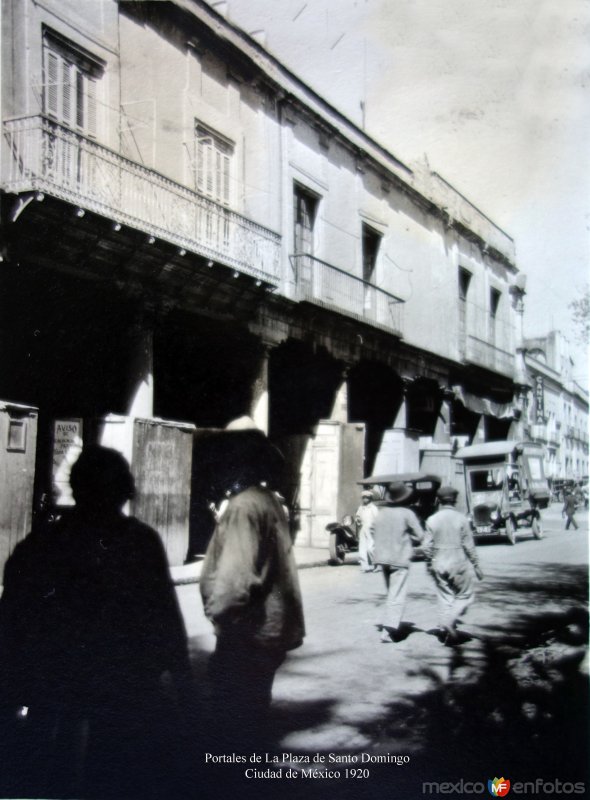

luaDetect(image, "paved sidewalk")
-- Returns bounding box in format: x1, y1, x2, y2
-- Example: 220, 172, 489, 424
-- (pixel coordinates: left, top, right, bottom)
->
171, 545, 331, 584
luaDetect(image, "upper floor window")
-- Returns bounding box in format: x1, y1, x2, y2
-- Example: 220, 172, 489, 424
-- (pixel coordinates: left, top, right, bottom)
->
458, 268, 472, 301
362, 224, 381, 284
194, 124, 233, 206
43, 29, 103, 138
293, 184, 318, 256
490, 288, 501, 319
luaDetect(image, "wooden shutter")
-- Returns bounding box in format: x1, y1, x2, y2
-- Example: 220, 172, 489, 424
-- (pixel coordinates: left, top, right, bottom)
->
45, 50, 60, 117
61, 60, 73, 126
86, 76, 97, 138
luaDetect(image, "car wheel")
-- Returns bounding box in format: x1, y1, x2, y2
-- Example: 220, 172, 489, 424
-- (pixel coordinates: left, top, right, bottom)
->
329, 531, 346, 565
505, 517, 517, 545
532, 516, 543, 540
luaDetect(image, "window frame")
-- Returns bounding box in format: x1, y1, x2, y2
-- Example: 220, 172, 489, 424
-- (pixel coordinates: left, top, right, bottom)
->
193, 122, 234, 207
42, 28, 104, 139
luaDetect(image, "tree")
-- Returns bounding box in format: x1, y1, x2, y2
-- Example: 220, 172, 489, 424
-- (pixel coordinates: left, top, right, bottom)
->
569, 286, 590, 344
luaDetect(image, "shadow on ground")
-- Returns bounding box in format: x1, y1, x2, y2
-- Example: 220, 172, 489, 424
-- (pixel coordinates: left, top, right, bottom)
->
265, 560, 588, 799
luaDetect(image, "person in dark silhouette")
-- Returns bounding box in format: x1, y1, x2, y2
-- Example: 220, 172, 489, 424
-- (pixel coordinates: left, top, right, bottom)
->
0, 445, 192, 799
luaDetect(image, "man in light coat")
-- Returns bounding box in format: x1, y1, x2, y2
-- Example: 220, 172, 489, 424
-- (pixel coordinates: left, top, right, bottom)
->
355, 489, 379, 572
423, 485, 484, 645
370, 481, 424, 643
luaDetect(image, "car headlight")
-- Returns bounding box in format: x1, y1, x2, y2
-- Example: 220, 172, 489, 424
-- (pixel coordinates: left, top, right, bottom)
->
490, 510, 500, 522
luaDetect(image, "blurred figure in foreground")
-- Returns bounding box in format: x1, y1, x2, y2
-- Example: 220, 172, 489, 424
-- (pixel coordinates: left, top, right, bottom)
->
0, 445, 192, 799
423, 485, 484, 645
200, 419, 305, 748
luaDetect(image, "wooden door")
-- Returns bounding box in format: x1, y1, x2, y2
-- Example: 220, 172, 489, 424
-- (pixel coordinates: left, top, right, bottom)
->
0, 402, 38, 575
131, 418, 195, 566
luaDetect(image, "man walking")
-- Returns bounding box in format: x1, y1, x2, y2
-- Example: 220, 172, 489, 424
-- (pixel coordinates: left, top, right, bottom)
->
563, 490, 579, 530
423, 485, 483, 645
200, 421, 305, 747
355, 489, 379, 572
371, 481, 424, 643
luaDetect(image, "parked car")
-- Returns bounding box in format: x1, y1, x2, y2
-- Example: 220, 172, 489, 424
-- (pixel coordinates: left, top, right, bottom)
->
455, 441, 549, 545
326, 472, 442, 565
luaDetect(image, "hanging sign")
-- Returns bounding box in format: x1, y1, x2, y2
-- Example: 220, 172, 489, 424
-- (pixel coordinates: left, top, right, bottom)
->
534, 376, 545, 424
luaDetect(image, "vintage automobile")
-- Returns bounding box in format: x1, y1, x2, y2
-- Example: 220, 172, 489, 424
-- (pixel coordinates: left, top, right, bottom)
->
455, 440, 550, 545
326, 471, 442, 565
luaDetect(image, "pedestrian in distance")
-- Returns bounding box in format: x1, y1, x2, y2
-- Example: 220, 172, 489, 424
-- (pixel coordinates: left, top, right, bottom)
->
423, 485, 484, 646
200, 418, 305, 749
370, 481, 424, 643
562, 490, 579, 530
0, 445, 193, 800
355, 488, 379, 572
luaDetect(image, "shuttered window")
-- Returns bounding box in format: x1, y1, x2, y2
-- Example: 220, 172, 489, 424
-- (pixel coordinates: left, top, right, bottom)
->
194, 124, 233, 206
43, 32, 102, 138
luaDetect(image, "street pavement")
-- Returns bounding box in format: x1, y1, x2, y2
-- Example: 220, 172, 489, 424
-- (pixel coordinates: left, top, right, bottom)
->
177, 504, 589, 797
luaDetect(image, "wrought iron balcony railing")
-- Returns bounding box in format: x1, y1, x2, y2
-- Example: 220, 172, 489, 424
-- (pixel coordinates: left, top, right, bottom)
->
465, 334, 515, 378
290, 253, 404, 337
2, 115, 281, 283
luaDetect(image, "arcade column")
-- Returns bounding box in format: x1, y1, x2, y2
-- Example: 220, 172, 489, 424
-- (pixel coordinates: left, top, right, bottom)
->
420, 390, 455, 484
373, 377, 420, 474
250, 343, 272, 434
127, 315, 155, 420
328, 365, 350, 424
100, 311, 155, 464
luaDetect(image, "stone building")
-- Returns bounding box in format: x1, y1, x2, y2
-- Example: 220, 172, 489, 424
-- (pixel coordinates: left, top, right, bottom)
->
0, 0, 528, 566
523, 331, 589, 482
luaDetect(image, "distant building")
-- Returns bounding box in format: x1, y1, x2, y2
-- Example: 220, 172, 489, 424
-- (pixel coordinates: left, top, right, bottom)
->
523, 331, 589, 480
0, 0, 529, 566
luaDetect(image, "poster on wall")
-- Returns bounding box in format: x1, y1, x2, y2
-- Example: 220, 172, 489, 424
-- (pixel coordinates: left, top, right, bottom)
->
52, 418, 83, 506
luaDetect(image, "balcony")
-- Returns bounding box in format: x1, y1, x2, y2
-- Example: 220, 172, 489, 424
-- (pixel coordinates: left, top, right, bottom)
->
465, 334, 514, 378
2, 115, 281, 283
290, 253, 404, 337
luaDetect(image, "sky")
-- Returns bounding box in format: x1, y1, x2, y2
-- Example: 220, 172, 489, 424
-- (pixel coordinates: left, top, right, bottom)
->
208, 0, 590, 386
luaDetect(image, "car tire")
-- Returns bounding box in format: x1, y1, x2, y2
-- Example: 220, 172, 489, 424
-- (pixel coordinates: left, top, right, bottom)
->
505, 517, 517, 545
329, 531, 346, 565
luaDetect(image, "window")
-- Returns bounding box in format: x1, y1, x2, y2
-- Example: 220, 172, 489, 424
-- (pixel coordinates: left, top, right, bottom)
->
194, 124, 233, 206
458, 268, 472, 358
362, 224, 382, 318
458, 268, 472, 301
490, 287, 501, 342
293, 184, 319, 296
43, 30, 103, 137
293, 185, 318, 256
490, 288, 501, 319
362, 225, 381, 284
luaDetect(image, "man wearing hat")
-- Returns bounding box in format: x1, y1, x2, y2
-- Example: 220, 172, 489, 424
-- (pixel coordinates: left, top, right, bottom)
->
355, 489, 379, 572
200, 418, 305, 746
423, 485, 484, 644
370, 481, 424, 642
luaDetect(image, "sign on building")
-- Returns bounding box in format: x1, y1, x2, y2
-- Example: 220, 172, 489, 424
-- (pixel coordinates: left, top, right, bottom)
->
53, 419, 83, 505
534, 376, 545, 424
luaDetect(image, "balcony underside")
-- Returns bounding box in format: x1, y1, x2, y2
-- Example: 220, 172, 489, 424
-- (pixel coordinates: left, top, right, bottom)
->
1, 193, 275, 321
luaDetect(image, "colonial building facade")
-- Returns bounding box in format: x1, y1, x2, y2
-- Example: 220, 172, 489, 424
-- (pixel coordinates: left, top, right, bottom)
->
523, 332, 589, 482
0, 0, 529, 566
